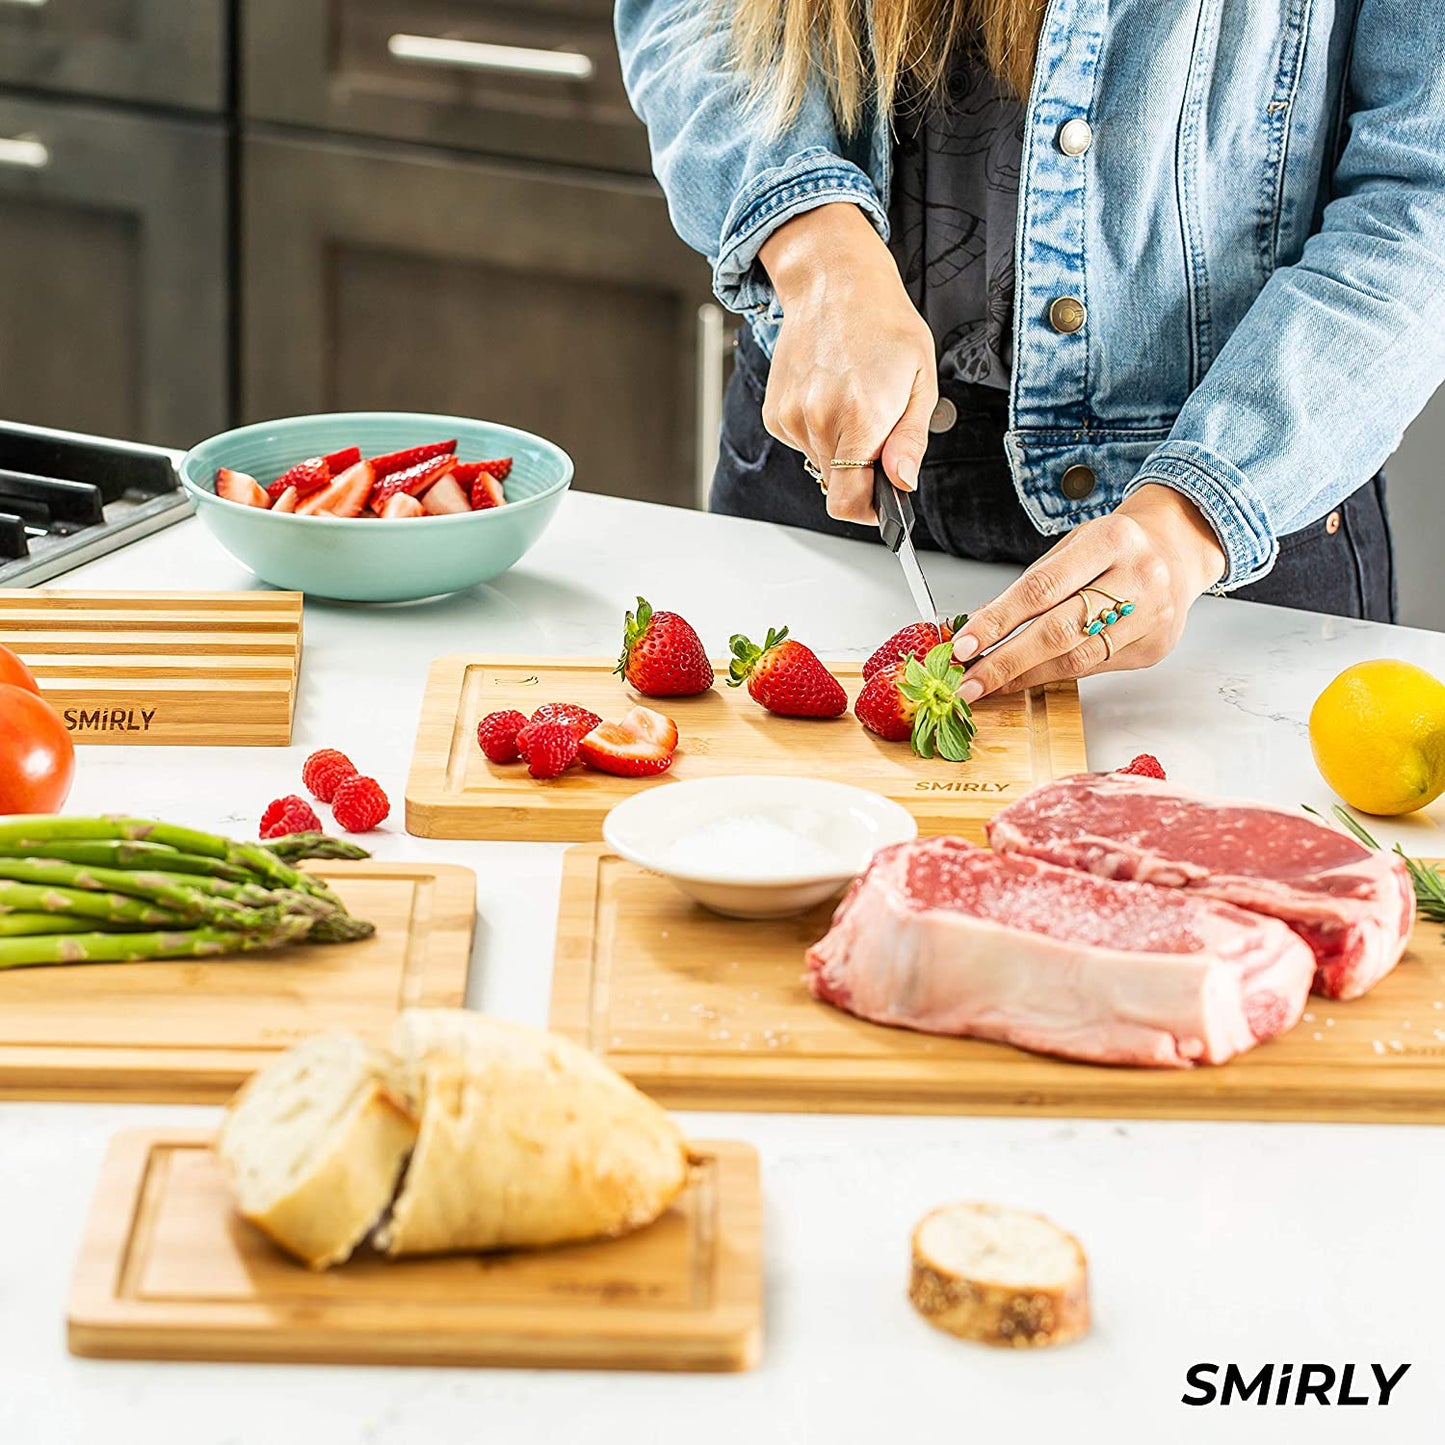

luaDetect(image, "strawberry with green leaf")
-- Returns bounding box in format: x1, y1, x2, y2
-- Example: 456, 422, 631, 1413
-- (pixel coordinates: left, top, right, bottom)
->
727, 626, 847, 718
855, 641, 976, 761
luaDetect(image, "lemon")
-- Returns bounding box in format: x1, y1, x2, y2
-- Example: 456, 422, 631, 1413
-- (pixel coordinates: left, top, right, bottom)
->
1309, 659, 1445, 816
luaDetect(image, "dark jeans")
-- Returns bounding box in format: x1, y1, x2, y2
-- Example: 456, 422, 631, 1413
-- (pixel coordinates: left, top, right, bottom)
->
712, 327, 1397, 621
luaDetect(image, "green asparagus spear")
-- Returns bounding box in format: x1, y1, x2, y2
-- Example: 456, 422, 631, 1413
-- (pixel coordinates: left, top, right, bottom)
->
262, 832, 371, 863
307, 911, 377, 943
0, 913, 123, 936
0, 917, 315, 970
0, 840, 251, 882
0, 881, 181, 927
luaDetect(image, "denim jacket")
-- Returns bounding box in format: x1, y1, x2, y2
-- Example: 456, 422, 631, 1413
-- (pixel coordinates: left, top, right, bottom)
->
616, 0, 1445, 588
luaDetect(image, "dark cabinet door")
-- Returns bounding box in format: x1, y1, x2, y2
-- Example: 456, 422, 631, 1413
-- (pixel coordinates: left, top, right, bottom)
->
240, 131, 719, 508
0, 95, 228, 447
242, 0, 651, 174
0, 0, 227, 112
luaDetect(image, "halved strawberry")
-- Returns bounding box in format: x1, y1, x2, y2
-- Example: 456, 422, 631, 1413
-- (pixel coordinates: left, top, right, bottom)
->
379, 492, 426, 519
322, 445, 361, 474
469, 472, 505, 510
216, 468, 270, 509
271, 485, 300, 513
296, 459, 376, 517
421, 472, 470, 515
368, 439, 457, 477
454, 458, 512, 485
370, 453, 457, 508
266, 456, 330, 502
578, 706, 678, 777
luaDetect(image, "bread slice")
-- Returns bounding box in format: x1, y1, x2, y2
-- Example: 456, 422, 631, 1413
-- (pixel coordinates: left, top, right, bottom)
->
375, 1009, 691, 1256
908, 1202, 1090, 1348
216, 1031, 417, 1269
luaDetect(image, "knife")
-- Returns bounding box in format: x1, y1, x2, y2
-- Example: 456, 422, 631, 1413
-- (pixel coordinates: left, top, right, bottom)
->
874, 474, 939, 627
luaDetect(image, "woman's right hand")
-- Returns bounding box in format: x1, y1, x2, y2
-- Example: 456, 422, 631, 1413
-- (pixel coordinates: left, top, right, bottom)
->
758, 203, 939, 525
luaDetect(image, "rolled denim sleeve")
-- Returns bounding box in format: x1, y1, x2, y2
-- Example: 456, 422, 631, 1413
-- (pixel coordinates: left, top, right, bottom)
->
1126, 0, 1445, 590
615, 0, 887, 316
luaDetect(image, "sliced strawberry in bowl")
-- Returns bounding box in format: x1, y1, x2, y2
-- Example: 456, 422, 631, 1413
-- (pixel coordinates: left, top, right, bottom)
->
215, 468, 271, 509
266, 456, 330, 502
420, 472, 471, 515
578, 706, 679, 777
370, 453, 457, 508
379, 492, 426, 519
271, 485, 300, 513
322, 445, 361, 474
296, 459, 376, 517
368, 439, 457, 477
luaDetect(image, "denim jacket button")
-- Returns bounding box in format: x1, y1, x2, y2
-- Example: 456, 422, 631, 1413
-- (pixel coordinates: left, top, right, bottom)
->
928, 397, 957, 433
1325, 509, 1342, 534
1049, 296, 1087, 334
1060, 464, 1097, 500
1058, 119, 1094, 156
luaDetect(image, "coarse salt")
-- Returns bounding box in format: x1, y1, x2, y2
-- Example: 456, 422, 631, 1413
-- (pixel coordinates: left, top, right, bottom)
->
661, 813, 844, 879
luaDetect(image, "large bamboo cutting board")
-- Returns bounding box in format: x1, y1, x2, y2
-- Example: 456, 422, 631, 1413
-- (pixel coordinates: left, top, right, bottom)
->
0, 861, 473, 1102
69, 1130, 762, 1372
0, 590, 303, 745
550, 846, 1445, 1124
407, 654, 1085, 841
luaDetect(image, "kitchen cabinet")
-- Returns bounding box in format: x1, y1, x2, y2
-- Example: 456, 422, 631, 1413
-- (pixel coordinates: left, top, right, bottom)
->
0, 0, 227, 112
0, 94, 228, 447
242, 0, 649, 174
241, 131, 721, 506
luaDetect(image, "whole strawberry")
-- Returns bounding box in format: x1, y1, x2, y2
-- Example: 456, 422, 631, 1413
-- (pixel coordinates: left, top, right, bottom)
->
727, 627, 847, 718
855, 642, 977, 760
616, 597, 714, 697
301, 747, 358, 802
331, 775, 389, 832
525, 723, 581, 780
863, 614, 967, 681
477, 710, 528, 764
260, 795, 322, 839
1118, 753, 1167, 780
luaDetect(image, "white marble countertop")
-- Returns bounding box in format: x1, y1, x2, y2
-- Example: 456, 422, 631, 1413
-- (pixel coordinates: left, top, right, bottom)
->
1, 494, 1442, 1444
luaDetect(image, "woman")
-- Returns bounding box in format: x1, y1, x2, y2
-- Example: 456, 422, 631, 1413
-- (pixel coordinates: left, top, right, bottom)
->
616, 0, 1444, 701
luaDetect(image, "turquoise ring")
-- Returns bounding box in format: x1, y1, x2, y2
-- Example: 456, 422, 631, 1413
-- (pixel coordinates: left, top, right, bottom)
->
1079, 587, 1135, 637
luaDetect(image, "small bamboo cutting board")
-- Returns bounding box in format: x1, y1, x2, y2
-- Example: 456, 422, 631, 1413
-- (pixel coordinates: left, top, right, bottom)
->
550, 846, 1445, 1124
0, 590, 303, 745
407, 654, 1085, 842
0, 861, 473, 1103
69, 1130, 762, 1373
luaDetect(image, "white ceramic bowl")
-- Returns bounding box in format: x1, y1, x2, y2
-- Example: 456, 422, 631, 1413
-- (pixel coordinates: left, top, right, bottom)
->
602, 776, 918, 919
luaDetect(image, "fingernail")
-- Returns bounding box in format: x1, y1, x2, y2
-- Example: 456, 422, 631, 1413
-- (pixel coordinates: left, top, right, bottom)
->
895, 457, 917, 490
959, 679, 984, 705
952, 634, 979, 661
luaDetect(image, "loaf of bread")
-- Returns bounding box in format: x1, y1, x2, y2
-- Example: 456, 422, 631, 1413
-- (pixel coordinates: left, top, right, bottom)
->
216, 1031, 417, 1269
908, 1202, 1090, 1348
217, 1010, 691, 1269
377, 1009, 691, 1256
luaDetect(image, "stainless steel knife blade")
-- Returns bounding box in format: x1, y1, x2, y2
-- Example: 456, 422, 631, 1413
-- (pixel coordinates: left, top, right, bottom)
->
874, 474, 939, 625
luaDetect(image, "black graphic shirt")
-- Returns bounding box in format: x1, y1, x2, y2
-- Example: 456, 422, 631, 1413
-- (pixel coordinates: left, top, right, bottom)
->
888, 56, 1025, 390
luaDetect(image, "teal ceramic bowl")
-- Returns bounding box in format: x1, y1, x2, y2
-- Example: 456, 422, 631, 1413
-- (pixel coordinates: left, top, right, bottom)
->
180, 412, 573, 602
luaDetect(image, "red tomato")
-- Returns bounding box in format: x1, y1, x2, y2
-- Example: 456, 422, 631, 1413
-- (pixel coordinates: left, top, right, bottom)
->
0, 683, 75, 814
0, 644, 39, 695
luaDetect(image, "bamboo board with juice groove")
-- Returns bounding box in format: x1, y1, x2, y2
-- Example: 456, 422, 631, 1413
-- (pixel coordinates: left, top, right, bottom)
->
0, 861, 474, 1103
0, 590, 303, 745
549, 845, 1445, 1124
406, 654, 1086, 842
68, 1130, 762, 1373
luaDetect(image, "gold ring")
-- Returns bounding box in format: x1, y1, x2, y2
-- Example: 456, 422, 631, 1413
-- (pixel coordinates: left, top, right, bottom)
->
828, 458, 875, 469
1099, 629, 1114, 661
803, 457, 828, 493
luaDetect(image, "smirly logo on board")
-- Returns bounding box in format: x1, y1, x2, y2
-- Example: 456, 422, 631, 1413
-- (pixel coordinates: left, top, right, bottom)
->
1182, 1362, 1411, 1407
914, 780, 1011, 793
63, 708, 157, 734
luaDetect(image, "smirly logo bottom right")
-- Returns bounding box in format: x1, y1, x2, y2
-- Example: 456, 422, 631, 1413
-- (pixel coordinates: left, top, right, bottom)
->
1183, 1363, 1411, 1407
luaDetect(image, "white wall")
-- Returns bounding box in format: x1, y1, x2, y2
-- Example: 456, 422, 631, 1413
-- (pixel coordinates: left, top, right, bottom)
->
1391, 390, 1445, 630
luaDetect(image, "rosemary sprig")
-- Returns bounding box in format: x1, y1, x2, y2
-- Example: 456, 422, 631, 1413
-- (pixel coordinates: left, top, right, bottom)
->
1304, 803, 1445, 923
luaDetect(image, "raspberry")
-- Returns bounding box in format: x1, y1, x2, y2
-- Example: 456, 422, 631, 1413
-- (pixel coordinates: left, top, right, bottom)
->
477, 709, 528, 764
331, 775, 390, 832
301, 748, 358, 802
1118, 753, 1166, 780
525, 723, 580, 780
260, 795, 322, 839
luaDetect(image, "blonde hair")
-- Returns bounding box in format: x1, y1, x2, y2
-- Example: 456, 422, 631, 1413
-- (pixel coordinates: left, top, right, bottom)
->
730, 0, 1048, 133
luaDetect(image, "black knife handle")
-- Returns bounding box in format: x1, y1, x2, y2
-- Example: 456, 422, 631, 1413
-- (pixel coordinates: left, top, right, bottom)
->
874, 474, 913, 555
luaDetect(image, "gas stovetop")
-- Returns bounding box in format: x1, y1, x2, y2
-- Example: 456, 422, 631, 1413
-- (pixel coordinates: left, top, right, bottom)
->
0, 420, 191, 586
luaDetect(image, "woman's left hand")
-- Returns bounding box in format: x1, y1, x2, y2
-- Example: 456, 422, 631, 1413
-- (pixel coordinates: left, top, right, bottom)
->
950, 483, 1228, 701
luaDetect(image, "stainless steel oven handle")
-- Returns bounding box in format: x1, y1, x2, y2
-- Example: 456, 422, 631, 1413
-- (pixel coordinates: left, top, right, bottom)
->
386, 34, 595, 83
0, 137, 48, 170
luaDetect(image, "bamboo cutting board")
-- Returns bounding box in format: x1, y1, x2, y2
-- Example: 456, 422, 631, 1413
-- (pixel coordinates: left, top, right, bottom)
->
0, 861, 473, 1102
549, 846, 1445, 1124
406, 654, 1085, 841
0, 590, 303, 745
69, 1130, 762, 1373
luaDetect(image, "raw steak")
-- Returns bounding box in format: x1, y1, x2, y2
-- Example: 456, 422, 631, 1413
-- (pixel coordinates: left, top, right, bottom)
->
805, 838, 1314, 1068
987, 772, 1414, 1001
